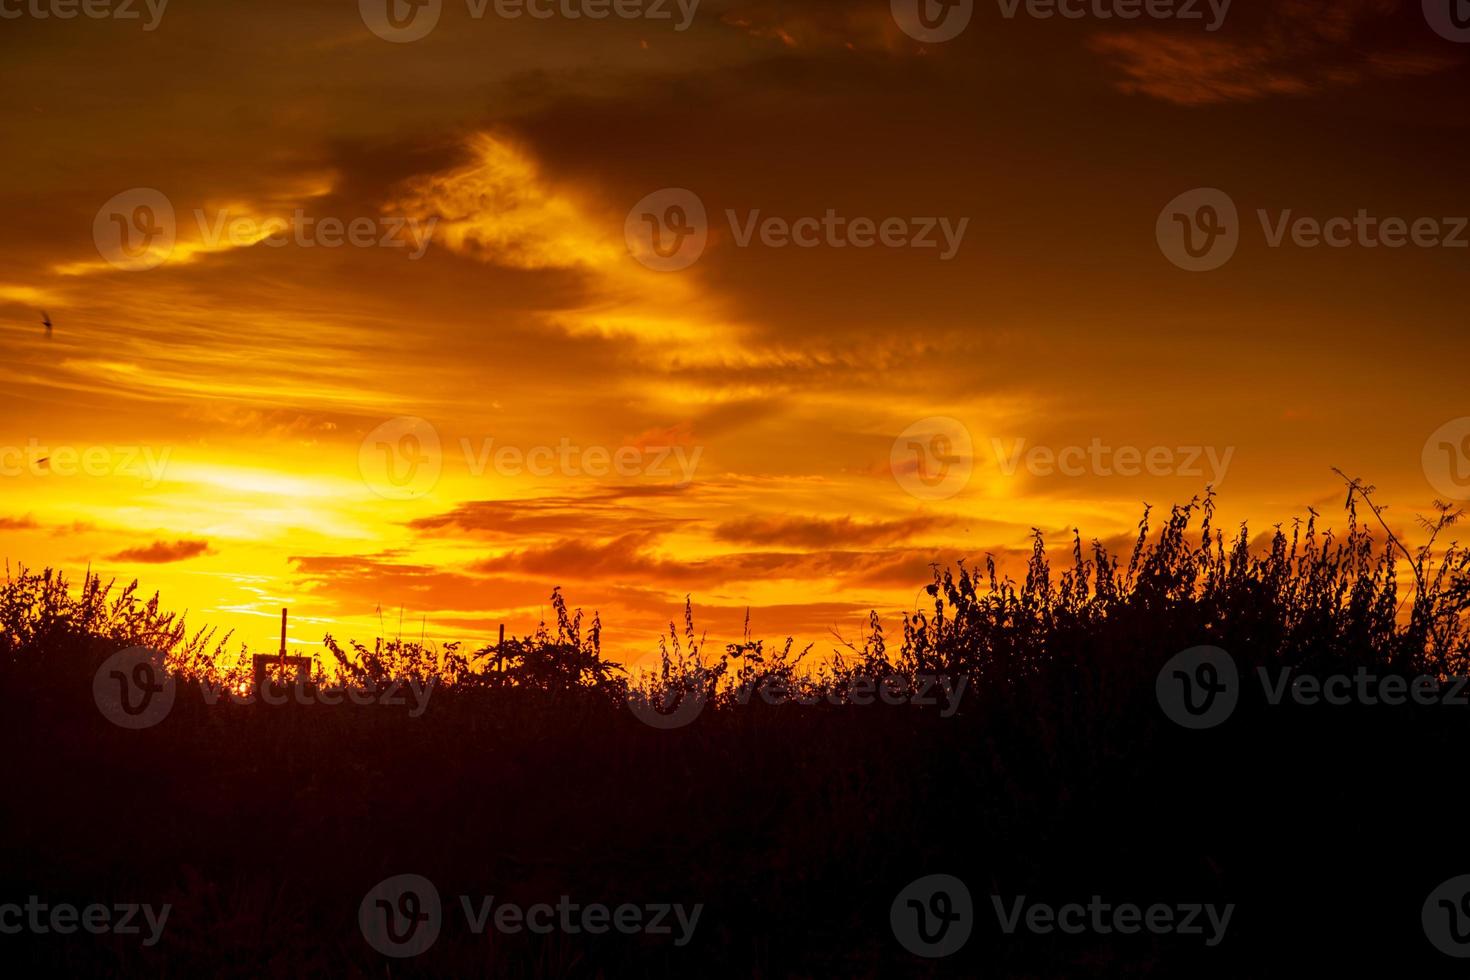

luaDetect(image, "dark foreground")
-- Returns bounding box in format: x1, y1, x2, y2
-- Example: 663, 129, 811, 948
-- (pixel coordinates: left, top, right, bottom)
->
4, 494, 1470, 976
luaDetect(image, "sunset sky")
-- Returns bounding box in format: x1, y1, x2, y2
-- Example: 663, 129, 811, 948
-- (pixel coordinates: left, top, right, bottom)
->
2, 0, 1468, 665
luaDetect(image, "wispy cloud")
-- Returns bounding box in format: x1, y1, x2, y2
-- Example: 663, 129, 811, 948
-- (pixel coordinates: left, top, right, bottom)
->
1090, 0, 1455, 105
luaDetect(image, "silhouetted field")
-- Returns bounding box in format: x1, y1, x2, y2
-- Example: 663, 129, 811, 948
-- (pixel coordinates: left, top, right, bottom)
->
3, 486, 1470, 977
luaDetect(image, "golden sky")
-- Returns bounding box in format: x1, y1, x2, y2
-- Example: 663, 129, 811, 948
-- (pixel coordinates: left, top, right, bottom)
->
2, 0, 1468, 664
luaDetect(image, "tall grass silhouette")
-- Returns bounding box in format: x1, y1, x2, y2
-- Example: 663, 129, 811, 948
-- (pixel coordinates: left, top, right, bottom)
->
2, 484, 1468, 977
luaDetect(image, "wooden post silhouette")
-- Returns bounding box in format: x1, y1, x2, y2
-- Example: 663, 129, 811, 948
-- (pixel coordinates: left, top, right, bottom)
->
253, 606, 312, 693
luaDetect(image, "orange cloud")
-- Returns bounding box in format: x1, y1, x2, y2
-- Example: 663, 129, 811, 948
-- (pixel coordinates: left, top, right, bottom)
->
407, 488, 694, 538
107, 539, 214, 563
714, 514, 953, 548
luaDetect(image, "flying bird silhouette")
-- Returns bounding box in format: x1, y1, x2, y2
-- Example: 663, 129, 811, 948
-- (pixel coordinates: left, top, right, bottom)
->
40, 311, 52, 338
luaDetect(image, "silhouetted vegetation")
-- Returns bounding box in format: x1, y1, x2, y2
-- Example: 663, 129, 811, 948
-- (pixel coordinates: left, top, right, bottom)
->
2, 486, 1468, 977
